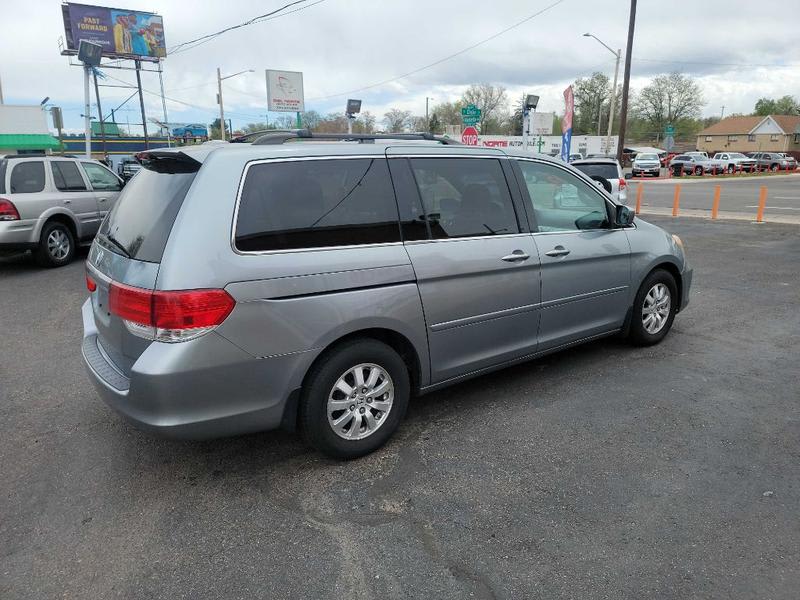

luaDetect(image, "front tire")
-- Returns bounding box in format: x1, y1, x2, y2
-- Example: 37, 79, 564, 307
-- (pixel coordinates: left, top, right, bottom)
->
694, 166, 703, 176
35, 221, 75, 268
299, 339, 410, 459
629, 269, 678, 346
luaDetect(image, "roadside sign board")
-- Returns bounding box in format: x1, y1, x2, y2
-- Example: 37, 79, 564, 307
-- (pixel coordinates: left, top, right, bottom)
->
461, 104, 481, 125
461, 126, 479, 146
266, 70, 305, 112
664, 135, 675, 151
665, 124, 675, 136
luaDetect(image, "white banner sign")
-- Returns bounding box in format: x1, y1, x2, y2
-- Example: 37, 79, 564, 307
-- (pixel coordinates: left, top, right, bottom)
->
530, 111, 554, 135
266, 70, 305, 112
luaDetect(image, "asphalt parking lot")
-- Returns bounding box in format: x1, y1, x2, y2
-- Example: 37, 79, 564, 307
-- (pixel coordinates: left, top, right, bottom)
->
1, 216, 798, 599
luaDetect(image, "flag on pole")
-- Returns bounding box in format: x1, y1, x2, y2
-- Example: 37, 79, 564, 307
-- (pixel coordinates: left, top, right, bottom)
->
560, 85, 574, 162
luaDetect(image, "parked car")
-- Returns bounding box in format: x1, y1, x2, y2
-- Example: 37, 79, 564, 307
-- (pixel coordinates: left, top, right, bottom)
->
568, 152, 584, 163
749, 152, 797, 172
669, 154, 719, 176
0, 155, 124, 267
117, 159, 141, 181
171, 124, 209, 139
631, 152, 662, 177
684, 151, 709, 160
81, 132, 692, 459
709, 152, 757, 173
571, 157, 627, 203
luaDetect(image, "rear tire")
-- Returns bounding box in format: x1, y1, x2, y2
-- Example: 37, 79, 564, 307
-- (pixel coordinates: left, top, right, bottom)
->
299, 339, 410, 459
727, 164, 735, 174
694, 166, 703, 176
628, 269, 678, 346
35, 221, 75, 268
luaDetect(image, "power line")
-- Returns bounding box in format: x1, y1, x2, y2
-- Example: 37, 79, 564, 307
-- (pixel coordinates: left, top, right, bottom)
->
307, 0, 567, 101
169, 0, 327, 55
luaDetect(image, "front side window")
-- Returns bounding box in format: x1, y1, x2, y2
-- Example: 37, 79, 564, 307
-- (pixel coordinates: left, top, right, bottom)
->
516, 161, 610, 233
408, 158, 519, 239
9, 161, 45, 193
235, 158, 400, 252
82, 162, 122, 191
51, 161, 87, 191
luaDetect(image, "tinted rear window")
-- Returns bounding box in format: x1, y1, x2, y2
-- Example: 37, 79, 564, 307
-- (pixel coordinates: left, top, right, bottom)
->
0, 160, 6, 194
99, 168, 195, 263
572, 163, 619, 180
235, 158, 400, 252
9, 161, 45, 193
52, 161, 87, 191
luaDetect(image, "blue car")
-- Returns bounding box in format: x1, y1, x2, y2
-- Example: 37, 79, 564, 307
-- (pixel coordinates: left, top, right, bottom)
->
171, 124, 208, 138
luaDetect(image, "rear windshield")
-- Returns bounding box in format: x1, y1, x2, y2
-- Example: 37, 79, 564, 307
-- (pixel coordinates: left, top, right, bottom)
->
98, 167, 196, 263
573, 163, 619, 180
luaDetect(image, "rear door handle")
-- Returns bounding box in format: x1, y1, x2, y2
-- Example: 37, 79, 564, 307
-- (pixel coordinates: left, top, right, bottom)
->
545, 246, 571, 257
501, 250, 530, 262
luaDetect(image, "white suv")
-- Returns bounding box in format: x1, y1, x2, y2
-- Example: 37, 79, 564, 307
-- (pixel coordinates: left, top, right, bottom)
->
0, 155, 124, 267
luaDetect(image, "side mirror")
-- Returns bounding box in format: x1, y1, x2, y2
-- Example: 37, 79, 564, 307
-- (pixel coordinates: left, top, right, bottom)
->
615, 204, 635, 226
624, 172, 633, 180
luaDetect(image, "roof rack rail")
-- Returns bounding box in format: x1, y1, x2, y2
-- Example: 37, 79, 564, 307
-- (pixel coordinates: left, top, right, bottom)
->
229, 128, 462, 146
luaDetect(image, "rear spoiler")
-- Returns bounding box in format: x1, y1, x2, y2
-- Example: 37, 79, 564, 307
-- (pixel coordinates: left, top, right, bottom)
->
135, 151, 201, 174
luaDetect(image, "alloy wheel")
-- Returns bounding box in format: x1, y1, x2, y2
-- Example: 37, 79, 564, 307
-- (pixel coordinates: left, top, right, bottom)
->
327, 363, 394, 440
47, 229, 71, 260
642, 283, 671, 334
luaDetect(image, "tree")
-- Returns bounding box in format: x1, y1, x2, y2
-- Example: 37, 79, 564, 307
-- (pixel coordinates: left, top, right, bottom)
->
573, 72, 612, 135
634, 72, 704, 133
753, 95, 799, 116
428, 113, 441, 135
208, 118, 229, 140
430, 101, 464, 127
383, 108, 412, 132
461, 84, 508, 133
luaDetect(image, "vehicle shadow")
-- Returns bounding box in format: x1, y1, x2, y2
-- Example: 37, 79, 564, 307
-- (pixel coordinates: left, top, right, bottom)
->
0, 247, 90, 273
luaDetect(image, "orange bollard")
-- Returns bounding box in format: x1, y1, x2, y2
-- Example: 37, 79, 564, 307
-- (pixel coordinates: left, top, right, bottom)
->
756, 186, 767, 223
711, 184, 721, 219
672, 184, 681, 217
635, 183, 643, 213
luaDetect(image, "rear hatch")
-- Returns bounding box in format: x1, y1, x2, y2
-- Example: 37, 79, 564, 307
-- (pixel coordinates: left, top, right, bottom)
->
86, 151, 199, 375
572, 162, 622, 197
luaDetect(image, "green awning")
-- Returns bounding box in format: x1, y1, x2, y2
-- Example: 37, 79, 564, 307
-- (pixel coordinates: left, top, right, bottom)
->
0, 134, 61, 150
91, 122, 122, 136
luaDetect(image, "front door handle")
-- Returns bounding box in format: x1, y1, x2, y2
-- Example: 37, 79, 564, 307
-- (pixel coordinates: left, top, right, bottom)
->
98, 197, 108, 202
501, 250, 530, 262
545, 245, 571, 257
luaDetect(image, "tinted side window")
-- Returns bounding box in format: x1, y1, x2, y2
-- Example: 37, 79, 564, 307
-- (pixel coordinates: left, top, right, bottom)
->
10, 161, 45, 193
51, 161, 87, 191
82, 162, 121, 191
516, 161, 610, 232
408, 158, 519, 238
387, 158, 430, 241
0, 159, 7, 194
236, 158, 401, 252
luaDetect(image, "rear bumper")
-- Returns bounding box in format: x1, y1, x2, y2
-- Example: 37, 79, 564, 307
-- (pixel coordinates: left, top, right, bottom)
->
0, 218, 38, 249
80, 299, 313, 440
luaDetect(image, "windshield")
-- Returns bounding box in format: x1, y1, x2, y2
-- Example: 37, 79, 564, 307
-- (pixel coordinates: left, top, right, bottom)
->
729, 153, 746, 158
98, 167, 196, 262
573, 163, 619, 180
637, 153, 658, 161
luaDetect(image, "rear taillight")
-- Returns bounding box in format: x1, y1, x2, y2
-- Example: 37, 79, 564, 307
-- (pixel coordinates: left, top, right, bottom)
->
619, 178, 627, 190
0, 198, 20, 221
86, 275, 97, 292
108, 282, 235, 343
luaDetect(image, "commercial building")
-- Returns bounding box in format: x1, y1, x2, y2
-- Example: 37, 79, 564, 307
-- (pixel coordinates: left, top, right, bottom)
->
697, 115, 800, 155
0, 105, 61, 155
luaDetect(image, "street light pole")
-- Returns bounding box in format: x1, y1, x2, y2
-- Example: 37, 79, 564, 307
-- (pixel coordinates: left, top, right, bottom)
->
583, 33, 622, 155
217, 67, 226, 141
216, 68, 255, 141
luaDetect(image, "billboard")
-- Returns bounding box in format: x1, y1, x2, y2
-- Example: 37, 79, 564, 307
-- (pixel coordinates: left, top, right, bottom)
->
266, 70, 305, 112
61, 3, 166, 61
560, 86, 574, 162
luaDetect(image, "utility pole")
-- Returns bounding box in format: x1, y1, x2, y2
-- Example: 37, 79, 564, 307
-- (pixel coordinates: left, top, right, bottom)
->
158, 61, 171, 147
135, 60, 149, 149
84, 65, 91, 159
615, 0, 637, 165
596, 94, 602, 136
92, 69, 107, 157
217, 67, 226, 141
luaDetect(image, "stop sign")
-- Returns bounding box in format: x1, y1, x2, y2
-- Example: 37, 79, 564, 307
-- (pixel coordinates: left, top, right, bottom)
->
461, 126, 479, 146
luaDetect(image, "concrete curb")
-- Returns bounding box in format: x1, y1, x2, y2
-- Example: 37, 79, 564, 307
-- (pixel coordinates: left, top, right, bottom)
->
632, 173, 800, 186
638, 206, 800, 225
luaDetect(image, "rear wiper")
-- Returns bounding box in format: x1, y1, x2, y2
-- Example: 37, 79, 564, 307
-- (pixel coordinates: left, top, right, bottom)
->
99, 232, 131, 258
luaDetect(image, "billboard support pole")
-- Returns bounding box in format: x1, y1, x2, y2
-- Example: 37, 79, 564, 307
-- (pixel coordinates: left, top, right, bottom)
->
83, 65, 91, 159
158, 61, 171, 147
92, 68, 107, 158
135, 59, 149, 149
217, 67, 225, 141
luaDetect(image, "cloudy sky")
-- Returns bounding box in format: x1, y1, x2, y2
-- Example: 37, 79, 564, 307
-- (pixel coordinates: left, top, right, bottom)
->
2, 0, 799, 133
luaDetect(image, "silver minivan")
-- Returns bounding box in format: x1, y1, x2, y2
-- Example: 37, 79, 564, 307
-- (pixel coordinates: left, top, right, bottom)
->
82, 132, 692, 459
0, 155, 124, 266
